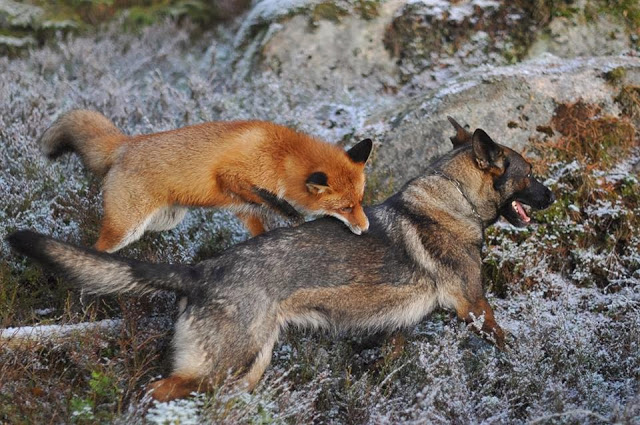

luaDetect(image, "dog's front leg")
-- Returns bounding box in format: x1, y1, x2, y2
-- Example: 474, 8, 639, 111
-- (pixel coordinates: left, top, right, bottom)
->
451, 291, 505, 349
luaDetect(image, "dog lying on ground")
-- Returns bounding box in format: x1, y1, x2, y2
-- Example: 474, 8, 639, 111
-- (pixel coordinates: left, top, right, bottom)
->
7, 117, 555, 401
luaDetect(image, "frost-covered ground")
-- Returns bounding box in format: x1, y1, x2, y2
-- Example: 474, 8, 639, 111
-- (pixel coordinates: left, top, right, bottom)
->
0, 9, 639, 425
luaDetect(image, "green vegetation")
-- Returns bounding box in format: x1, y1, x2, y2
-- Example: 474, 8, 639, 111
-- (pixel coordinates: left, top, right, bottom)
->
616, 85, 640, 123
0, 0, 250, 52
604, 66, 627, 85
353, 0, 380, 20
485, 97, 640, 291
28, 0, 250, 28
310, 1, 348, 24
602, 0, 640, 31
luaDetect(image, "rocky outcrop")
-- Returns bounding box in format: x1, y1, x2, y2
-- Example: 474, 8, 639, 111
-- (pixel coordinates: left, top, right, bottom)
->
0, 0, 77, 54
364, 56, 640, 188
231, 0, 638, 91
226, 4, 639, 187
232, 0, 403, 92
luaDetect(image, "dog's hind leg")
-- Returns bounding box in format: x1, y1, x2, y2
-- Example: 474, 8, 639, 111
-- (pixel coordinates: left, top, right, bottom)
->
147, 313, 216, 401
147, 374, 209, 402
243, 326, 281, 391
149, 309, 280, 400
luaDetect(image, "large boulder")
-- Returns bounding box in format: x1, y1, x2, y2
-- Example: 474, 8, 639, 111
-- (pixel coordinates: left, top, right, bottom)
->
364, 56, 640, 188
231, 0, 638, 91
232, 0, 403, 92
0, 0, 41, 53
385, 0, 637, 85
0, 0, 77, 55
0, 0, 43, 28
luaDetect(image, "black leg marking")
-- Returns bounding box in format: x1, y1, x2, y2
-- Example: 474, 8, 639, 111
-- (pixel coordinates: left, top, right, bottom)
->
252, 188, 304, 223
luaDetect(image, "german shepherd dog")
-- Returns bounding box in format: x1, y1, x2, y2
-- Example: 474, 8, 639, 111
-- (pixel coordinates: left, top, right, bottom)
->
7, 118, 555, 401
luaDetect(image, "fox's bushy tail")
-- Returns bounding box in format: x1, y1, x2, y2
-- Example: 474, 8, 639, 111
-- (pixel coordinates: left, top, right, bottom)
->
7, 230, 199, 296
39, 110, 127, 177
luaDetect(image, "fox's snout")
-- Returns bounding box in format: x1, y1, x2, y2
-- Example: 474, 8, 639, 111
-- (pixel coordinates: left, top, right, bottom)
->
338, 206, 369, 235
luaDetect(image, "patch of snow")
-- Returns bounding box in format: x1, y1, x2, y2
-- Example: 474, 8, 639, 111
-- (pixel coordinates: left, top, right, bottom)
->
407, 0, 499, 22
234, 0, 324, 47
145, 394, 205, 425
0, 319, 122, 341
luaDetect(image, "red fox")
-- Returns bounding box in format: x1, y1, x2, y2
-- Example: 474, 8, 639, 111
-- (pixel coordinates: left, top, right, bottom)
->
39, 110, 373, 252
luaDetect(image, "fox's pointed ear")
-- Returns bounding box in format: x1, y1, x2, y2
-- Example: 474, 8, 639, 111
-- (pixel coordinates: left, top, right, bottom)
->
306, 171, 331, 194
447, 116, 472, 147
346, 138, 373, 164
472, 129, 504, 170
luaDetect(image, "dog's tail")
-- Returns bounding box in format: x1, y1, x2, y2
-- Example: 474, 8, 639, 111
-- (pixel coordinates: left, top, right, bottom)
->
7, 230, 199, 296
39, 110, 128, 177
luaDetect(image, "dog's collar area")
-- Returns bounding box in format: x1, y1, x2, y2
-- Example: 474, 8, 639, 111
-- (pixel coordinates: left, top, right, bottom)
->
432, 171, 483, 223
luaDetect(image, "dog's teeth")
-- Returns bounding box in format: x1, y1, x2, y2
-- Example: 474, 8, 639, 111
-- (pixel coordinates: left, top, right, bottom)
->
511, 200, 531, 222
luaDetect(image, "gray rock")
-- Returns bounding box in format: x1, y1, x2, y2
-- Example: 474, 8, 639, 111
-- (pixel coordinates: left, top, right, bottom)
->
384, 0, 508, 82
40, 19, 78, 32
232, 0, 402, 92
527, 14, 631, 59
233, 0, 639, 94
0, 34, 35, 52
365, 56, 640, 188
0, 0, 43, 29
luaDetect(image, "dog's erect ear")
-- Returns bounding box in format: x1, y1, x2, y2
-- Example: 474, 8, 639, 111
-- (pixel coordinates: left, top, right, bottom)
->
472, 129, 504, 170
346, 138, 373, 164
447, 116, 472, 147
306, 171, 331, 194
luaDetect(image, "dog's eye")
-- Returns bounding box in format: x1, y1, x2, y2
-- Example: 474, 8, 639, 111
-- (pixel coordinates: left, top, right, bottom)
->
340, 206, 353, 214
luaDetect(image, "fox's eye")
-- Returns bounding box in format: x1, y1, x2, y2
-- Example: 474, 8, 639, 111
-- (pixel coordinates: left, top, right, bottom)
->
340, 206, 353, 214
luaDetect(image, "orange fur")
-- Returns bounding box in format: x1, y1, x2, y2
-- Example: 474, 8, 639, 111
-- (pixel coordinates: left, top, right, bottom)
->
40, 112, 371, 252
147, 375, 206, 402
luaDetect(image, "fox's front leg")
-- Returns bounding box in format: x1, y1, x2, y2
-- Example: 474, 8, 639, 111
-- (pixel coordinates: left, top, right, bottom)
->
236, 212, 267, 236
216, 173, 270, 235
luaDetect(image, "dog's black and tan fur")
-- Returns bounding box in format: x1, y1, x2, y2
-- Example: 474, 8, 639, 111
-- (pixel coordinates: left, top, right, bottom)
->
7, 118, 555, 401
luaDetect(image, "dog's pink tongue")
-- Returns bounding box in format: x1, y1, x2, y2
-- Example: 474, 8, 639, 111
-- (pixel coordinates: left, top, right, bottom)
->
514, 200, 530, 223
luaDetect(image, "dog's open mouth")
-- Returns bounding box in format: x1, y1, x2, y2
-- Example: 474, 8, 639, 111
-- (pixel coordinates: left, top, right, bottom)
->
500, 198, 533, 227
511, 200, 530, 223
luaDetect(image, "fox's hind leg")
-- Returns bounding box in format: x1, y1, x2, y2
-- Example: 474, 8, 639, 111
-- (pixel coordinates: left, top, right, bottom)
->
147, 206, 188, 231
94, 203, 157, 252
94, 213, 154, 252
95, 176, 160, 252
